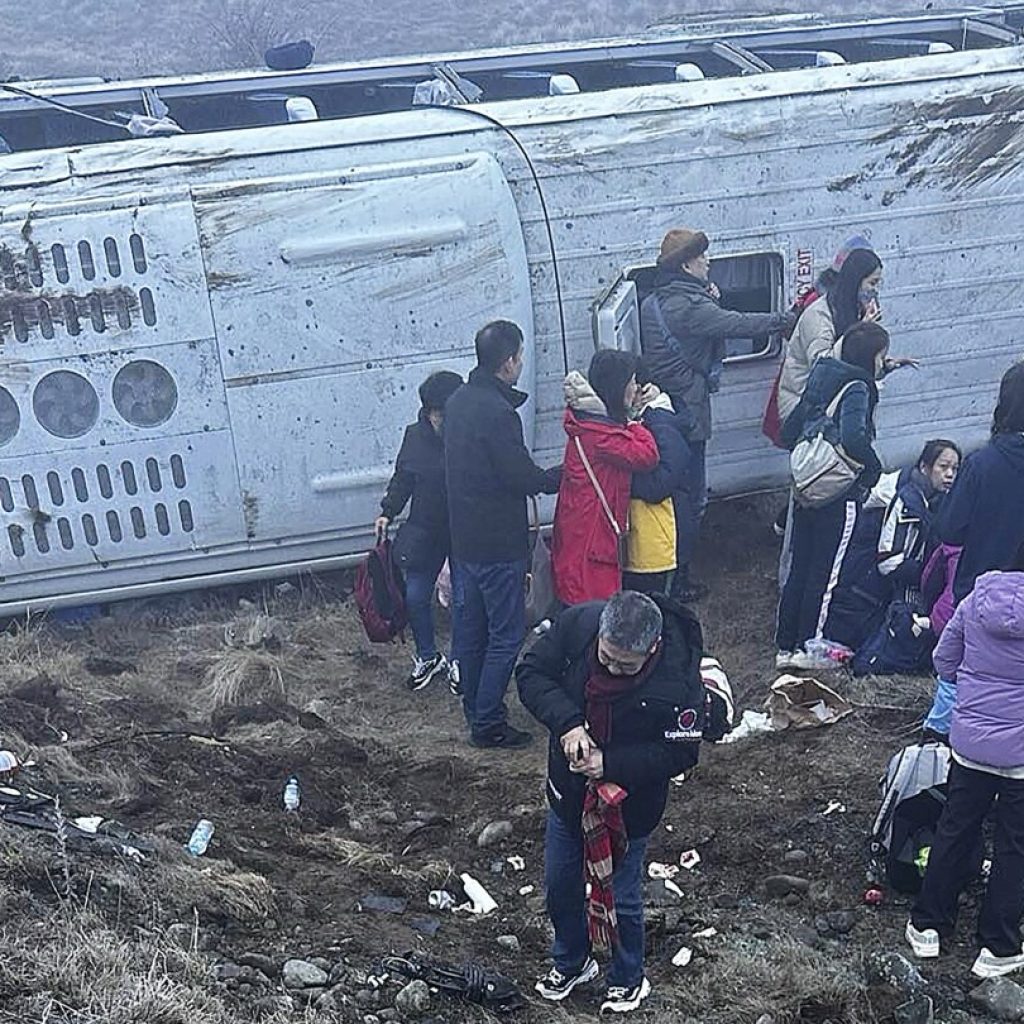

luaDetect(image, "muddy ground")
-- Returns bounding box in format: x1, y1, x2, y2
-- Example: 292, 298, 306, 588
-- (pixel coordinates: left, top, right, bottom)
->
0, 497, 1003, 1024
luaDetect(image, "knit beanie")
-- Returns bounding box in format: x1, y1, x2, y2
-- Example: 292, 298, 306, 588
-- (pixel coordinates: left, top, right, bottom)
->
587, 349, 637, 423
658, 228, 710, 270
419, 370, 463, 412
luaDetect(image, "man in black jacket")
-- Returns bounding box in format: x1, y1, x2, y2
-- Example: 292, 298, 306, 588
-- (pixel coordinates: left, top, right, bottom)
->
376, 370, 464, 692
640, 228, 793, 603
516, 590, 704, 1014
444, 320, 560, 749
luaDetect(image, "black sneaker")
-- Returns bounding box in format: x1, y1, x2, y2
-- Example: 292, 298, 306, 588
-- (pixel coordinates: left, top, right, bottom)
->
406, 653, 448, 692
447, 660, 462, 696
469, 725, 533, 750
601, 978, 651, 1014
535, 957, 600, 1001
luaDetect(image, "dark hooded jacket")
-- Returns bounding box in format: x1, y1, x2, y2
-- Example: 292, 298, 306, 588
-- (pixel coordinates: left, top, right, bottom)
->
380, 411, 449, 571
444, 367, 561, 564
631, 403, 692, 505
781, 355, 883, 498
640, 268, 790, 442
516, 593, 704, 838
938, 433, 1024, 603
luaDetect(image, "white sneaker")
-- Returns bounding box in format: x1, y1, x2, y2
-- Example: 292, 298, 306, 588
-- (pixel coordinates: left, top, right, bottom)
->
972, 946, 1024, 978
905, 920, 940, 959
601, 978, 651, 1014
406, 653, 448, 692
535, 957, 600, 1001
787, 649, 836, 672
776, 650, 800, 670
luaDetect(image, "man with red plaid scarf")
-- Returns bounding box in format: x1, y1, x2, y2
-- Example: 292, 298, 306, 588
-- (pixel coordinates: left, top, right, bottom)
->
516, 590, 705, 1014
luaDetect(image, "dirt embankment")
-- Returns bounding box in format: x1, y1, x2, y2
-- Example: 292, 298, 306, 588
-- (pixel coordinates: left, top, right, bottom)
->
0, 498, 1002, 1023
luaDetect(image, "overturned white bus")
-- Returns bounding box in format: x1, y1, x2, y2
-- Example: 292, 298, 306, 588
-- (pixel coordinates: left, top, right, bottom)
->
0, 6, 1022, 612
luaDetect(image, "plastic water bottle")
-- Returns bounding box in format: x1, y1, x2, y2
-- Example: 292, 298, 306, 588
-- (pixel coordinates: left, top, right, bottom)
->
283, 776, 300, 813
460, 872, 498, 915
186, 819, 215, 856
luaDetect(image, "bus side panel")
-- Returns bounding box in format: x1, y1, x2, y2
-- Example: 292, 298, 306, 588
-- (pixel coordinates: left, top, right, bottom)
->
0, 198, 247, 599
193, 153, 534, 556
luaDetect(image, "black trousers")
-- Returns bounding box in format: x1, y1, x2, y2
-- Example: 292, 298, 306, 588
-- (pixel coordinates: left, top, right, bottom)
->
775, 497, 859, 652
913, 761, 1024, 957
622, 570, 670, 596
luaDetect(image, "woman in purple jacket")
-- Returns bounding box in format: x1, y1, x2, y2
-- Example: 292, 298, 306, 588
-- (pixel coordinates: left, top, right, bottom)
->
906, 546, 1024, 978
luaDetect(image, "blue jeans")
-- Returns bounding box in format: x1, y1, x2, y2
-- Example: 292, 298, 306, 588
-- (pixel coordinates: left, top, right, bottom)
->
404, 560, 445, 661
544, 810, 648, 988
451, 559, 527, 738
923, 677, 956, 736
674, 439, 707, 579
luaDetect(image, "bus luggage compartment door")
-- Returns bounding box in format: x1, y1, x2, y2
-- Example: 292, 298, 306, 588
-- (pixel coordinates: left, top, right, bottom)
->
192, 152, 534, 559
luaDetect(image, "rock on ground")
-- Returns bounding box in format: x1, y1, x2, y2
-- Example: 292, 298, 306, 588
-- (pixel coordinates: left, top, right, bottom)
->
395, 978, 432, 1017
282, 958, 329, 989
477, 820, 514, 848
970, 978, 1024, 1022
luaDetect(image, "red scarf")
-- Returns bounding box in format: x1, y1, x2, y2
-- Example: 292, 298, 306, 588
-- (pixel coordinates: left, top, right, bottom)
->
581, 646, 659, 948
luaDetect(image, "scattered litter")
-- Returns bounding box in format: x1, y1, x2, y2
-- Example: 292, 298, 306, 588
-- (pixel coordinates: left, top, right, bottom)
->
671, 946, 694, 967
765, 675, 853, 731
283, 776, 300, 813
718, 710, 773, 743
665, 824, 675, 833
506, 855, 526, 872
409, 916, 441, 937
692, 927, 718, 939
358, 894, 408, 914
428, 890, 456, 911
186, 819, 215, 857
664, 879, 684, 898
0, 751, 21, 779
73, 816, 103, 834
805, 636, 854, 665
670, 771, 689, 787
461, 873, 498, 914
679, 849, 701, 870
518, 885, 535, 897
648, 862, 679, 880
863, 888, 885, 906
823, 800, 847, 816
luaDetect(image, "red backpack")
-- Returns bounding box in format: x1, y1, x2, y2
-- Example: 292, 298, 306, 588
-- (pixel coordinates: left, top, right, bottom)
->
354, 540, 407, 642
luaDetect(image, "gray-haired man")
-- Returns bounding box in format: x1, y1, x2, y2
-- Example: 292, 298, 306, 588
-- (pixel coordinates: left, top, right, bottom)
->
516, 591, 706, 1014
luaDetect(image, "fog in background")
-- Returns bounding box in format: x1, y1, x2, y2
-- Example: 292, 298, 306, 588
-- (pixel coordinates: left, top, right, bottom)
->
1, 1, 1010, 80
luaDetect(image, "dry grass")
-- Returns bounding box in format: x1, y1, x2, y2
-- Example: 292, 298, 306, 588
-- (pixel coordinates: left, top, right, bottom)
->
152, 844, 276, 927
0, 909, 292, 1024
671, 934, 867, 1023
301, 833, 451, 882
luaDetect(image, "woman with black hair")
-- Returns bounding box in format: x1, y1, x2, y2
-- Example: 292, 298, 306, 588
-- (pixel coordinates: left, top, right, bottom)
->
775, 321, 891, 670
819, 439, 961, 654
776, 248, 882, 423
938, 362, 1024, 604
551, 350, 659, 606
377, 370, 465, 691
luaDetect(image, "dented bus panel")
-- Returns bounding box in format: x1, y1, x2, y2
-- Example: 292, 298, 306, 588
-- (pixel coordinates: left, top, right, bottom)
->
0, 11, 1023, 612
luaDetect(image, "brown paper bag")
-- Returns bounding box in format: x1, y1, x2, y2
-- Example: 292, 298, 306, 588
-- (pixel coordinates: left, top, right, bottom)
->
764, 674, 853, 731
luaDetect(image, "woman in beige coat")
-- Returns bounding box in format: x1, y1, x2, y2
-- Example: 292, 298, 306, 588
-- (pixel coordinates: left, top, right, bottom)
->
777, 248, 883, 423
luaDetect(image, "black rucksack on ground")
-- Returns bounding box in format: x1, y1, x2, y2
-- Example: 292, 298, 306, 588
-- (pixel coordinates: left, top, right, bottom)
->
870, 742, 950, 892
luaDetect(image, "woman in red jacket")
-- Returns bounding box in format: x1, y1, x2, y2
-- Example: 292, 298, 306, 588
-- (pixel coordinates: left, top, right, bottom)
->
552, 350, 659, 605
